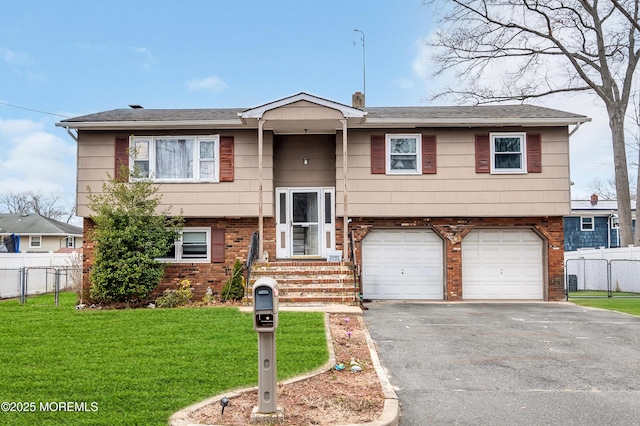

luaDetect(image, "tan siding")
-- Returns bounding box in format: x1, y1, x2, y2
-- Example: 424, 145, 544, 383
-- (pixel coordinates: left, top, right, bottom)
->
338, 127, 571, 217
262, 100, 344, 120
273, 134, 336, 188
76, 130, 272, 217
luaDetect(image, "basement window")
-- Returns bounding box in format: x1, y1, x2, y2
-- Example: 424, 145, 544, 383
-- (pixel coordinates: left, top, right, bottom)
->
159, 227, 211, 263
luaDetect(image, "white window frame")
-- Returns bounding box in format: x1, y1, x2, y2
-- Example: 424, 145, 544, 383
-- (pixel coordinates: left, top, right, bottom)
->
130, 135, 220, 183
581, 216, 595, 231
29, 235, 42, 249
490, 132, 527, 174
159, 227, 211, 263
385, 134, 422, 175
66, 236, 76, 248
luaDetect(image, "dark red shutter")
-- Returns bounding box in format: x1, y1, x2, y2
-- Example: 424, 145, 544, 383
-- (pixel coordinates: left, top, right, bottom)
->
422, 135, 437, 174
114, 136, 129, 181
527, 133, 542, 173
475, 134, 490, 173
211, 228, 225, 263
371, 135, 385, 174
219, 136, 234, 182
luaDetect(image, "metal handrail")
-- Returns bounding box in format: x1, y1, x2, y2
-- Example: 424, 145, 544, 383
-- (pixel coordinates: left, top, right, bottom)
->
349, 231, 360, 303
244, 231, 260, 300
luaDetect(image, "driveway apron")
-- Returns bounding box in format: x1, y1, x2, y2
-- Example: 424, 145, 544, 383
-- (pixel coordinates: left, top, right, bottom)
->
363, 302, 640, 426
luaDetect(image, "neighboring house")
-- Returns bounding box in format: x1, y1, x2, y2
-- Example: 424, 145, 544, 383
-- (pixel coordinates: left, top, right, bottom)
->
564, 194, 637, 251
0, 213, 83, 253
57, 92, 589, 302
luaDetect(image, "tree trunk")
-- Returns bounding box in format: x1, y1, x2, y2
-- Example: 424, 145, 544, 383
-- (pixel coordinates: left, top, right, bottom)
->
636, 147, 640, 245
609, 107, 634, 247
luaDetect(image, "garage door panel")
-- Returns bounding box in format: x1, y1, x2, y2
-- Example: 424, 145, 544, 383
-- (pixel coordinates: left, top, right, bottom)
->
462, 229, 543, 300
363, 229, 444, 300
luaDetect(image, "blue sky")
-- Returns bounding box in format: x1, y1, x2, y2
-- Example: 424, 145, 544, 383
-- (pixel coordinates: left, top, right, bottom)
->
0, 0, 619, 217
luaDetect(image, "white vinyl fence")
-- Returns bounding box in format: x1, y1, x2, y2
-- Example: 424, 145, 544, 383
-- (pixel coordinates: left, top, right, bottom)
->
0, 252, 81, 299
565, 246, 640, 261
565, 246, 640, 294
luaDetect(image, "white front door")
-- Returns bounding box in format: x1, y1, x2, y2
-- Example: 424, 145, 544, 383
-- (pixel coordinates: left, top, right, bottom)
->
276, 187, 335, 259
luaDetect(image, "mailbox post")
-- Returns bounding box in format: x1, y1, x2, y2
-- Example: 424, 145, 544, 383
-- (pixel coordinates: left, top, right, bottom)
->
252, 277, 279, 415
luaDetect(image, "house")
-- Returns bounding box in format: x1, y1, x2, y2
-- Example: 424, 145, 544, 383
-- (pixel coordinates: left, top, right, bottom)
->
0, 213, 83, 253
564, 194, 637, 251
57, 92, 590, 302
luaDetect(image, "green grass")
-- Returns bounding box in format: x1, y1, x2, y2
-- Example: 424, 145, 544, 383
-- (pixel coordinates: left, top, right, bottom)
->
0, 293, 328, 425
570, 296, 640, 316
568, 290, 640, 297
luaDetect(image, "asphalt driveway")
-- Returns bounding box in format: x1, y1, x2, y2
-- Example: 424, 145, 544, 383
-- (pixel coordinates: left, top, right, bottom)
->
362, 302, 640, 426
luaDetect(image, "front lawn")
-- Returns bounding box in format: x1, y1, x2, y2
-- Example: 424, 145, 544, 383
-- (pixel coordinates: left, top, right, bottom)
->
570, 296, 640, 317
0, 293, 328, 425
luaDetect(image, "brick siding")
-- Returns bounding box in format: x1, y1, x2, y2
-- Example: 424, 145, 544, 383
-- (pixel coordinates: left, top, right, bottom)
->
348, 216, 565, 301
81, 215, 565, 303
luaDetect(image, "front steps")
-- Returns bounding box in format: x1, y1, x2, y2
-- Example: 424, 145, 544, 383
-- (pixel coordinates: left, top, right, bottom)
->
248, 261, 358, 305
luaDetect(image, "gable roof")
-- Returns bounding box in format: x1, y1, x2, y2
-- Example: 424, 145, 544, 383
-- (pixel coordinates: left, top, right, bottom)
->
240, 92, 367, 119
570, 199, 637, 214
0, 213, 82, 236
57, 93, 590, 130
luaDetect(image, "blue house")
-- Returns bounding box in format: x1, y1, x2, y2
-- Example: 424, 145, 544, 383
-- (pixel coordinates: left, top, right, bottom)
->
564, 194, 637, 251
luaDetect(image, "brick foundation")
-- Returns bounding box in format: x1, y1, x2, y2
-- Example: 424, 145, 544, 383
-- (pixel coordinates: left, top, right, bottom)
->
348, 216, 565, 301
82, 217, 262, 302
81, 215, 565, 303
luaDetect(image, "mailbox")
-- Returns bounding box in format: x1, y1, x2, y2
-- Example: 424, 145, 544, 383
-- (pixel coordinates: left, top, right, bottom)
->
253, 277, 279, 332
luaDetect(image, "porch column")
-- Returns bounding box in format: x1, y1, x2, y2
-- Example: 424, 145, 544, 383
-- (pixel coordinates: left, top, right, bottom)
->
341, 119, 349, 259
258, 119, 265, 259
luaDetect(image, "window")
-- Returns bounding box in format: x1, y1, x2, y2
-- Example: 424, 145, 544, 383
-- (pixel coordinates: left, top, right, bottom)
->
611, 215, 620, 228
130, 136, 219, 182
386, 134, 422, 174
66, 237, 76, 248
581, 216, 594, 231
159, 228, 211, 263
29, 235, 42, 249
490, 132, 526, 174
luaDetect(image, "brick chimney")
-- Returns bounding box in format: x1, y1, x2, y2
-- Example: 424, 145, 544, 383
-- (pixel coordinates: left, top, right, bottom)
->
352, 91, 365, 108
590, 193, 598, 205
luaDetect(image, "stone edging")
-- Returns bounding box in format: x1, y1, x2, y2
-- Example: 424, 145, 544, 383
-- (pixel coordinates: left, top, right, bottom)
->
169, 310, 399, 426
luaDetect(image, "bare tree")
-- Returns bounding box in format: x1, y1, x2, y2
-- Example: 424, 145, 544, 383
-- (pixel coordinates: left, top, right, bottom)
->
589, 176, 636, 200
0, 190, 68, 221
426, 0, 640, 246
589, 177, 618, 200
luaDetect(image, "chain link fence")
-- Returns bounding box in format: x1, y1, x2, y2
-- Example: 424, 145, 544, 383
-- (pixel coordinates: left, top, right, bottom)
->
0, 266, 81, 306
566, 258, 640, 298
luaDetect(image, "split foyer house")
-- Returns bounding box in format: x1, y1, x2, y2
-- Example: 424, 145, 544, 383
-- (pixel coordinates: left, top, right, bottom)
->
57, 92, 589, 302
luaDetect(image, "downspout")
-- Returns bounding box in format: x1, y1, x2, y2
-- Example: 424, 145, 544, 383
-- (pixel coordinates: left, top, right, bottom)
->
64, 126, 79, 143
608, 214, 612, 249
568, 122, 582, 137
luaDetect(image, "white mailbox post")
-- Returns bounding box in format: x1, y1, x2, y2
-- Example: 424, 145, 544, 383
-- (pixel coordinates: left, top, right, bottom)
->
252, 277, 280, 416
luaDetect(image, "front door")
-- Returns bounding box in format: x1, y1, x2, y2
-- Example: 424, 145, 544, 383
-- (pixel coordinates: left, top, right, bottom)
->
276, 187, 335, 259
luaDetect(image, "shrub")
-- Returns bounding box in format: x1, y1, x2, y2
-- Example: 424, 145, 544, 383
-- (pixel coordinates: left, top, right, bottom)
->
155, 279, 193, 308
221, 260, 245, 302
88, 166, 183, 304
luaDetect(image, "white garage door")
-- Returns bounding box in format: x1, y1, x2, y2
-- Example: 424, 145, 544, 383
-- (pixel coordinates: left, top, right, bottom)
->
362, 229, 444, 300
462, 229, 543, 300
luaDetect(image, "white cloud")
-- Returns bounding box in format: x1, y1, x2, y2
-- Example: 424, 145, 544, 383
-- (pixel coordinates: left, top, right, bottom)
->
130, 46, 155, 72
0, 119, 76, 201
393, 77, 414, 89
411, 37, 432, 81
0, 47, 32, 65
185, 75, 229, 93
